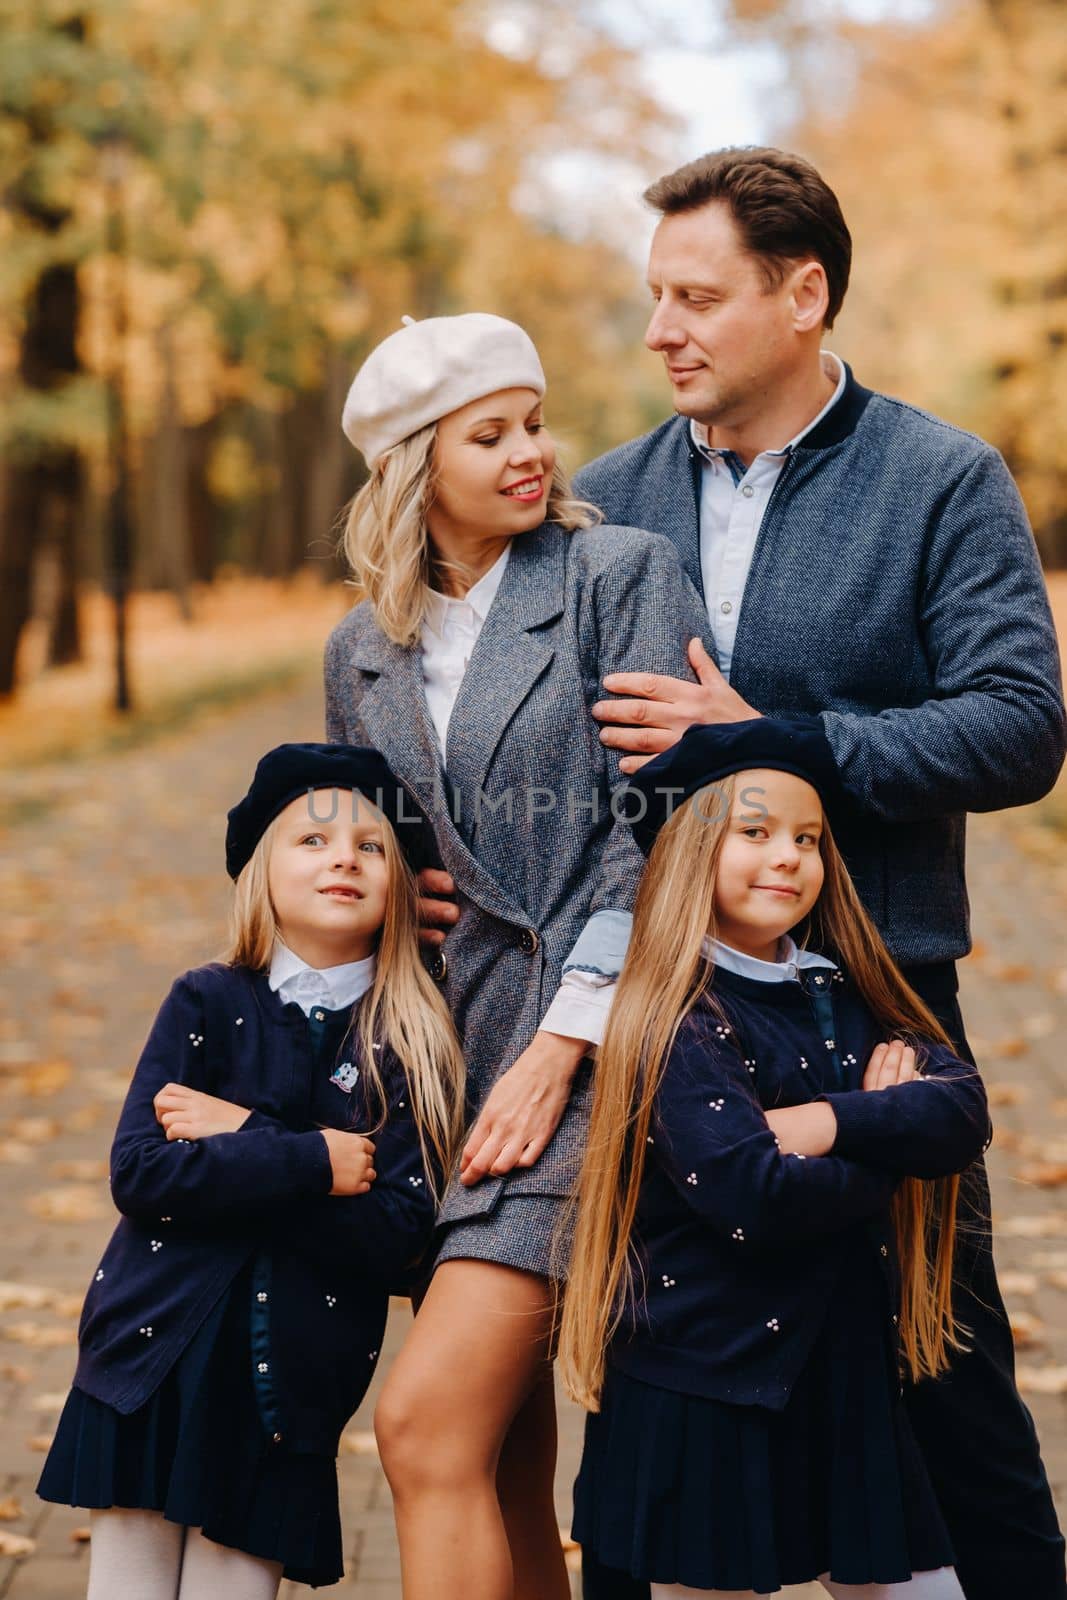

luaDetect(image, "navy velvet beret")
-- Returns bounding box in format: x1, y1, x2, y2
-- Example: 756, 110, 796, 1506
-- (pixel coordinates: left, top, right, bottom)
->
620, 716, 843, 856
225, 742, 437, 879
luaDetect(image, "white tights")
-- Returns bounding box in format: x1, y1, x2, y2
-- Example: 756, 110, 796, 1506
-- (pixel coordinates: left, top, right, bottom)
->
651, 1568, 966, 1600
86, 1508, 283, 1600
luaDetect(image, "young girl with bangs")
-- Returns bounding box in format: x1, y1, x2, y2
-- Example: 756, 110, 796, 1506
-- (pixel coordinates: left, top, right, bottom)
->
38, 743, 465, 1599
560, 719, 990, 1600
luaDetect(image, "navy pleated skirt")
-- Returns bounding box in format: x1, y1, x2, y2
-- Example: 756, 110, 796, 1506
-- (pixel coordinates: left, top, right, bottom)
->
37, 1268, 342, 1588
572, 1262, 954, 1594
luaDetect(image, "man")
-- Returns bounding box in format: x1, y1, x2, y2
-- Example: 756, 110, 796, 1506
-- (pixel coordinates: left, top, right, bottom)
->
573, 147, 1067, 1600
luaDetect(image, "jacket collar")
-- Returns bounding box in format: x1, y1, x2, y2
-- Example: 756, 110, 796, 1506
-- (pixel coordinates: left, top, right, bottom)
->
343, 531, 570, 925
702, 934, 837, 985
793, 362, 874, 452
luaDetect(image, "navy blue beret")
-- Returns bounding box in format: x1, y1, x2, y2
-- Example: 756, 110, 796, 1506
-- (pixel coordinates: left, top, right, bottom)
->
620, 716, 843, 856
225, 743, 437, 879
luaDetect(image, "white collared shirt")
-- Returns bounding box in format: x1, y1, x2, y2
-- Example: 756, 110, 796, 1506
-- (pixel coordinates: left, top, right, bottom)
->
268, 940, 377, 1017
700, 933, 838, 985
420, 545, 511, 755
691, 351, 846, 681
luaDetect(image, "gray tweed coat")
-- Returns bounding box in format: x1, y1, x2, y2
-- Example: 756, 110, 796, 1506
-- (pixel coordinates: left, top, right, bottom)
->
324, 521, 710, 1227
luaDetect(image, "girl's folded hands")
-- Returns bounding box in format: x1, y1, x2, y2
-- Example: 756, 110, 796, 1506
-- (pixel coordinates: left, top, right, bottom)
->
762, 1040, 920, 1157
152, 1083, 377, 1195
154, 1082, 251, 1139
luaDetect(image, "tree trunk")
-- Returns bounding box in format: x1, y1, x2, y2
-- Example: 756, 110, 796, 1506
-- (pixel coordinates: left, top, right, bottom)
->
46, 452, 84, 666
0, 256, 82, 696
307, 353, 353, 581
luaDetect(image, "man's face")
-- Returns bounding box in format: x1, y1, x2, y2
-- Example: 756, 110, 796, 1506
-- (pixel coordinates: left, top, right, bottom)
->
644, 201, 808, 428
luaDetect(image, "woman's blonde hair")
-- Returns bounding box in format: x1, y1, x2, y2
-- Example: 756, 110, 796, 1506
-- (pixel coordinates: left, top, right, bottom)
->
558, 777, 968, 1411
224, 803, 465, 1199
340, 421, 601, 647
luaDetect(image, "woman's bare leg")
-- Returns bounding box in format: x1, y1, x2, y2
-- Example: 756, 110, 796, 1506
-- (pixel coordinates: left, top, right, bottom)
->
375, 1259, 568, 1600
496, 1364, 569, 1600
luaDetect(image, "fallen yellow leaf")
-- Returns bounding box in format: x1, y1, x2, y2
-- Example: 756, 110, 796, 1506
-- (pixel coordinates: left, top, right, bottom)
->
1017, 1163, 1067, 1189
1009, 1310, 1045, 1348
986, 1083, 1030, 1107
7, 1117, 59, 1144
26, 1186, 106, 1223
999, 1214, 1067, 1238
50, 1159, 108, 1182
30, 1392, 69, 1413
18, 1061, 72, 1098
1016, 1365, 1067, 1396
0, 1531, 35, 1558
999, 1271, 1039, 1297
2, 1322, 76, 1350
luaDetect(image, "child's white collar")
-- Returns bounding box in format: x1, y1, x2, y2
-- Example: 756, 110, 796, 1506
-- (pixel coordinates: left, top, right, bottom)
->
701, 934, 838, 986
269, 940, 377, 1016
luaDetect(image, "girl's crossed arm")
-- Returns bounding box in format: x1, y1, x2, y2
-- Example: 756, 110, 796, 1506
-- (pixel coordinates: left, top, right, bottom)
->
154, 1068, 437, 1280
652, 1015, 896, 1251
764, 1040, 990, 1178
110, 976, 338, 1225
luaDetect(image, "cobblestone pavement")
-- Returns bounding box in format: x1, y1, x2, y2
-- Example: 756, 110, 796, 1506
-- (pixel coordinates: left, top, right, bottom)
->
0, 677, 1065, 1599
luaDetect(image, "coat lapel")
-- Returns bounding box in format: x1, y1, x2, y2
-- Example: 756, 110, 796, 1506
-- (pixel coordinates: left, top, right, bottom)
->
654, 422, 704, 599
346, 628, 526, 927
443, 524, 564, 813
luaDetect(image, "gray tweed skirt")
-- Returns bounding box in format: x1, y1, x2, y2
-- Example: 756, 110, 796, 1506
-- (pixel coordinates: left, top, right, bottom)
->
435, 1194, 575, 1281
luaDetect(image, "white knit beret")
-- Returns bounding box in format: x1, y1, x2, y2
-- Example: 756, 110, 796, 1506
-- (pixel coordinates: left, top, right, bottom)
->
341, 313, 546, 467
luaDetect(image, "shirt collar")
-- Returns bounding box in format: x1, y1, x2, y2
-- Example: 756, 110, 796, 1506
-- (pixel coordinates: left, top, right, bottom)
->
700, 933, 838, 985
423, 544, 511, 639
690, 350, 846, 464
268, 939, 377, 1014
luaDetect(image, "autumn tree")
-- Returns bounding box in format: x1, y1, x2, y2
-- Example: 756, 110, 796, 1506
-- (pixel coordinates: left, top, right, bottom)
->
723, 0, 1066, 560
0, 0, 671, 696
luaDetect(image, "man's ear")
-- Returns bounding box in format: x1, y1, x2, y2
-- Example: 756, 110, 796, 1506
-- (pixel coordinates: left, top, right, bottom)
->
790, 260, 830, 334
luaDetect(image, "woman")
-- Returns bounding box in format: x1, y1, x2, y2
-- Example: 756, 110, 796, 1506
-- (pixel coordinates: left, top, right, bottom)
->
324, 312, 709, 1600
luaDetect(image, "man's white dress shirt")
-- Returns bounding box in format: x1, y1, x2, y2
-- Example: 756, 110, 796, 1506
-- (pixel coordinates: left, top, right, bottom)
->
691, 351, 846, 682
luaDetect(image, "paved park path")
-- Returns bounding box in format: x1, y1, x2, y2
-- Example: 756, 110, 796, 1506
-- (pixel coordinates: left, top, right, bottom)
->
1, 677, 1065, 1598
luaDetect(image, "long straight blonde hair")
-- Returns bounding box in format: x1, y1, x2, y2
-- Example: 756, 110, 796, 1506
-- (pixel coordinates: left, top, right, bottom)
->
340, 421, 600, 647
224, 806, 465, 1199
558, 777, 968, 1411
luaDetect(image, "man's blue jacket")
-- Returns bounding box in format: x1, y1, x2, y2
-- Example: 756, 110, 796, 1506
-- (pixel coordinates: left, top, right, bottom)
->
575, 368, 1067, 965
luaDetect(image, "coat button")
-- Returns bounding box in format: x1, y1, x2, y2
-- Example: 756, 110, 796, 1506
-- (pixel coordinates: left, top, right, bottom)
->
272, 1432, 283, 1445
428, 950, 447, 983
518, 928, 539, 955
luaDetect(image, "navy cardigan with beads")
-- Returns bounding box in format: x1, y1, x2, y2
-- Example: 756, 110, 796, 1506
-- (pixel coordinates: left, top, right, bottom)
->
609, 961, 990, 1411
72, 962, 436, 1455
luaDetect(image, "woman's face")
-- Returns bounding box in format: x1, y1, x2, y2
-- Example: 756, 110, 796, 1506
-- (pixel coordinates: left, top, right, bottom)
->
712, 769, 825, 962
426, 387, 556, 547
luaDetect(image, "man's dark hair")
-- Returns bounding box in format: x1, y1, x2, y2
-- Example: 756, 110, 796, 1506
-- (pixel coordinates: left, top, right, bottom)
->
644, 147, 852, 329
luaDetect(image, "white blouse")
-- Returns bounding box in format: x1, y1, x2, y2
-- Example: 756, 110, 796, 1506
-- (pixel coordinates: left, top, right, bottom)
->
418, 545, 597, 1046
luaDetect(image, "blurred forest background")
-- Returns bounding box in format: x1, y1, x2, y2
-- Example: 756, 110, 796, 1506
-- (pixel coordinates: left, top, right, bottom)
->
0, 0, 1063, 744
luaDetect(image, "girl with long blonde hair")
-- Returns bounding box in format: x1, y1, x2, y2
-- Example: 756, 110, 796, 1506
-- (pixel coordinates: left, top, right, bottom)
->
38, 743, 464, 1599
560, 719, 988, 1600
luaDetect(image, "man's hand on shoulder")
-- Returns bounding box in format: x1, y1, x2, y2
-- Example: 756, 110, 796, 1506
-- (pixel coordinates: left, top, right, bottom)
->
416, 868, 458, 946
593, 638, 760, 774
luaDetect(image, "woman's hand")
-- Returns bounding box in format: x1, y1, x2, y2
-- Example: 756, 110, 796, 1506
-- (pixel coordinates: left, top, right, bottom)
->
863, 1041, 918, 1091
763, 1102, 837, 1157
459, 1032, 588, 1186
320, 1130, 377, 1196
153, 1083, 251, 1140
416, 867, 458, 947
